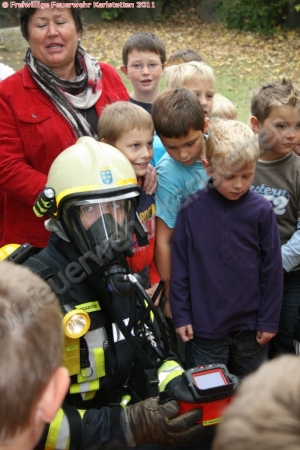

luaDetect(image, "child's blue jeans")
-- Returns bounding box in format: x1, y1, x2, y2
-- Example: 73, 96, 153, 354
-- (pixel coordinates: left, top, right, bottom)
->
185, 330, 268, 378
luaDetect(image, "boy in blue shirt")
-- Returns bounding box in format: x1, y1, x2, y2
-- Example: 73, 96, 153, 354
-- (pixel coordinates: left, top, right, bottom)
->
170, 119, 283, 378
152, 87, 209, 320
152, 61, 216, 167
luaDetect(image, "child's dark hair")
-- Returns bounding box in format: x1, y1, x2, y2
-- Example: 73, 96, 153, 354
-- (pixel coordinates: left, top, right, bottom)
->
122, 32, 166, 66
251, 78, 300, 123
166, 48, 204, 67
152, 87, 206, 138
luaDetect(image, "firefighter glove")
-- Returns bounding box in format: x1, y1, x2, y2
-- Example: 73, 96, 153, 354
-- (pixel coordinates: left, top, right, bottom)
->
124, 397, 203, 447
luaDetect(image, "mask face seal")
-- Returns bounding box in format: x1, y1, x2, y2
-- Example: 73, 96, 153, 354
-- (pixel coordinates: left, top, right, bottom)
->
61, 194, 138, 271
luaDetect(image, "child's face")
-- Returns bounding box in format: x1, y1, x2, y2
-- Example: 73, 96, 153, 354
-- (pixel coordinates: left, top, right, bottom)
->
114, 127, 154, 177
208, 161, 256, 201
121, 50, 164, 98
160, 127, 207, 166
183, 79, 215, 117
251, 105, 300, 161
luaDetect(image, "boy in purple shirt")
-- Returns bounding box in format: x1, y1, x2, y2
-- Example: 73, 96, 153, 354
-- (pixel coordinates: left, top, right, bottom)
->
170, 119, 283, 378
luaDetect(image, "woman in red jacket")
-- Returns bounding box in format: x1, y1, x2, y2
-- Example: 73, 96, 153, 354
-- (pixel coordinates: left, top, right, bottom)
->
0, 64, 15, 249
0, 2, 141, 249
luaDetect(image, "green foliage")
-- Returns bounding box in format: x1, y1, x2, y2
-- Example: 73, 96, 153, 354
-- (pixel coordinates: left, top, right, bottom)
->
100, 8, 124, 21
217, 0, 289, 35
0, 9, 18, 27
295, 3, 300, 11
159, 0, 198, 19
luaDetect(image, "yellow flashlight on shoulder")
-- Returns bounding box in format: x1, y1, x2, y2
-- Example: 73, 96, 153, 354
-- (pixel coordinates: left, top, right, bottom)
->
62, 309, 91, 376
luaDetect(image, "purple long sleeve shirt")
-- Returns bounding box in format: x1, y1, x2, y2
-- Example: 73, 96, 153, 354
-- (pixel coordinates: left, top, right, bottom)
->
170, 187, 283, 339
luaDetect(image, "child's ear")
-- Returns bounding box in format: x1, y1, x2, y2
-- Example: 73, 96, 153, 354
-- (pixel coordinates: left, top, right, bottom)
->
250, 116, 260, 134
204, 117, 210, 133
34, 367, 70, 424
161, 62, 166, 75
201, 158, 212, 175
101, 138, 116, 148
120, 65, 128, 77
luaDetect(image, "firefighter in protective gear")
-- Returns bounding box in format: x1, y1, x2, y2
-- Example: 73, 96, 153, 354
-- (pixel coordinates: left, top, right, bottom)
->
19, 137, 204, 450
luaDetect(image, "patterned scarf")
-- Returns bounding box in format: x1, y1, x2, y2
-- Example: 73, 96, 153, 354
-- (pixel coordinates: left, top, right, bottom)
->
25, 45, 102, 139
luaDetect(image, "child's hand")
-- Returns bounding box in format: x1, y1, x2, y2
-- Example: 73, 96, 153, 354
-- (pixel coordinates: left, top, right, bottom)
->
146, 283, 163, 306
256, 330, 276, 345
176, 325, 193, 343
143, 164, 157, 195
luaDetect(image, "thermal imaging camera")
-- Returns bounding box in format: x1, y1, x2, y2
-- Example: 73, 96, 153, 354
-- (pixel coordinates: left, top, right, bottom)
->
170, 364, 238, 427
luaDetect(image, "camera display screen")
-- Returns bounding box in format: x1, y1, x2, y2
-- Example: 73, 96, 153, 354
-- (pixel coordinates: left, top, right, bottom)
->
193, 370, 227, 390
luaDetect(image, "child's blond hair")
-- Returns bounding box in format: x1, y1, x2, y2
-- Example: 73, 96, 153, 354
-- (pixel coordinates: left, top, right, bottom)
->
206, 119, 258, 170
97, 101, 154, 144
165, 61, 215, 90
0, 261, 63, 442
211, 93, 237, 120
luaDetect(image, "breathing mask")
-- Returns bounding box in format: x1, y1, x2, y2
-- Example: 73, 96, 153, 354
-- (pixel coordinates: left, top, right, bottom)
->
61, 193, 139, 271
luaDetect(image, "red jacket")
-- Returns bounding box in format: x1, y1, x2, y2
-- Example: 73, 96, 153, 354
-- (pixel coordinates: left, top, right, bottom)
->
0, 62, 129, 248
